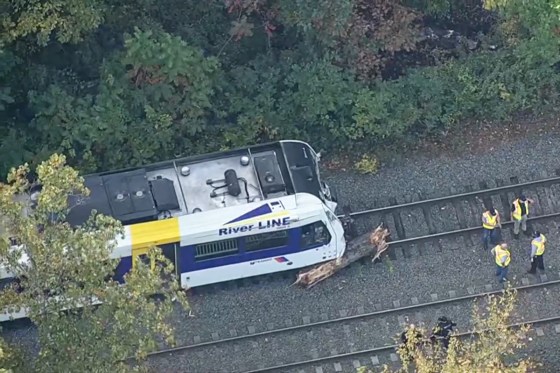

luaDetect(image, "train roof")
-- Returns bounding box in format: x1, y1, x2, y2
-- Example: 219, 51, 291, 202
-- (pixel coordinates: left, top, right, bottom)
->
113, 192, 329, 254
67, 140, 324, 226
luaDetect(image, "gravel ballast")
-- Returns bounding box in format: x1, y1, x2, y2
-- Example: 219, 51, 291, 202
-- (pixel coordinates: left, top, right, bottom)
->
3, 124, 560, 372
146, 282, 560, 373
323, 129, 560, 212
143, 128, 560, 372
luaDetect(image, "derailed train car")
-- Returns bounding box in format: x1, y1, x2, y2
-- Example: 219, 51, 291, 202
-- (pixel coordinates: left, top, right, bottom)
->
0, 140, 346, 321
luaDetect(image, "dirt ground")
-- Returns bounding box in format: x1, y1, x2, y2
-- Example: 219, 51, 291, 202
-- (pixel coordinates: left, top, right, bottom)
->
323, 112, 560, 172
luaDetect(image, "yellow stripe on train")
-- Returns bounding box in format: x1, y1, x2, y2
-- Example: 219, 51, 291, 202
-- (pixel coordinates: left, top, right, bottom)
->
130, 217, 180, 251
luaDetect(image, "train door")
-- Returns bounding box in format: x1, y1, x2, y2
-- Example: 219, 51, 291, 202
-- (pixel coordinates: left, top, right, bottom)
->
132, 247, 156, 270
159, 242, 179, 279
131, 243, 179, 278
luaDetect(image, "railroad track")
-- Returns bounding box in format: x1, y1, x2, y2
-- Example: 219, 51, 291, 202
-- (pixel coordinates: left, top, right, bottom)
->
8, 173, 560, 371
341, 171, 560, 248
143, 171, 560, 371
189, 171, 560, 294
254, 315, 560, 373
147, 274, 560, 372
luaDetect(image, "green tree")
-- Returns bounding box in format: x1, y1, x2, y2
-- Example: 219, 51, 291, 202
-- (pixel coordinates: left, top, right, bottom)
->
277, 59, 359, 146
0, 46, 33, 178
28, 29, 220, 172
0, 0, 560, 177
358, 289, 535, 373
222, 0, 421, 78
0, 335, 23, 372
0, 0, 105, 46
220, 56, 362, 150
0, 154, 188, 372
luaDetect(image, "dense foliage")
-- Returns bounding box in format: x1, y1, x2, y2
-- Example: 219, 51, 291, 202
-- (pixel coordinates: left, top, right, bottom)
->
0, 0, 559, 175
358, 289, 535, 372
0, 154, 188, 372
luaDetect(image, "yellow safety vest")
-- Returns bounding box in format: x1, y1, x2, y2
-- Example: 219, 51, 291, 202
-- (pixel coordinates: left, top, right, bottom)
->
532, 234, 547, 256
494, 245, 511, 267
482, 211, 498, 230
512, 199, 529, 221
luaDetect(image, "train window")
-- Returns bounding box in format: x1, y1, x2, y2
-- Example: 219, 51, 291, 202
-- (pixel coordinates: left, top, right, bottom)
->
300, 221, 331, 249
138, 254, 149, 265
195, 238, 239, 261
137, 253, 155, 271
245, 230, 289, 252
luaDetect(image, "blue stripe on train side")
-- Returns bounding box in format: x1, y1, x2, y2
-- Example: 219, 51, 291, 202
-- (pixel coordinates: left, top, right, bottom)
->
176, 226, 327, 273
113, 257, 132, 283
177, 228, 308, 273
181, 245, 299, 271
179, 227, 297, 272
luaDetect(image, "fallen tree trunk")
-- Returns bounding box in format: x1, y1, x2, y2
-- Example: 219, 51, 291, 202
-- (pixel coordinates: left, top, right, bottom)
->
293, 224, 391, 288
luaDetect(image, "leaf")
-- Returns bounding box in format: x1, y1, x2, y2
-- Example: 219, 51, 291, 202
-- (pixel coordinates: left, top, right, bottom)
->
0, 156, 189, 371
229, 16, 254, 41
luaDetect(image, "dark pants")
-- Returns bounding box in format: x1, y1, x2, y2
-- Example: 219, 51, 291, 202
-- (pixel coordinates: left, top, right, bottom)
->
482, 228, 500, 250
431, 335, 451, 349
528, 255, 545, 273
441, 336, 450, 349
495, 264, 509, 283
482, 229, 492, 250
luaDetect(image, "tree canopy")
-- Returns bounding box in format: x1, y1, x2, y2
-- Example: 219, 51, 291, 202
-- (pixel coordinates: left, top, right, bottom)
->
0, 0, 559, 176
0, 1, 557, 371
0, 154, 188, 372
358, 289, 536, 373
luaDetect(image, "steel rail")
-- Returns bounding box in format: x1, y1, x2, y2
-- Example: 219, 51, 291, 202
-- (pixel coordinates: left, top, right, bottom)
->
147, 277, 560, 358
336, 175, 560, 218
143, 187, 560, 363
245, 315, 560, 373
387, 212, 560, 246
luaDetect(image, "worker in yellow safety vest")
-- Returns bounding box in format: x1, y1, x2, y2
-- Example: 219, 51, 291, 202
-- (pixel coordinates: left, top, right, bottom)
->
491, 243, 510, 283
528, 231, 547, 274
511, 194, 534, 239
482, 205, 501, 250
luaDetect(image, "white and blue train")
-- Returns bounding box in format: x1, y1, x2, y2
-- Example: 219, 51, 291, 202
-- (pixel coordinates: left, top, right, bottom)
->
1, 141, 346, 320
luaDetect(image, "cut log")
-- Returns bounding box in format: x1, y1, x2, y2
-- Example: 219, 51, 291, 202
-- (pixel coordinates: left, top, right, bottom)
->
293, 224, 391, 288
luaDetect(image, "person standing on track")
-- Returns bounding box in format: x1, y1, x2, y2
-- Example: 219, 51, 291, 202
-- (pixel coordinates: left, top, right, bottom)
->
492, 243, 511, 283
430, 316, 456, 349
482, 204, 501, 250
341, 205, 357, 241
527, 231, 547, 274
400, 324, 423, 361
511, 194, 534, 239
